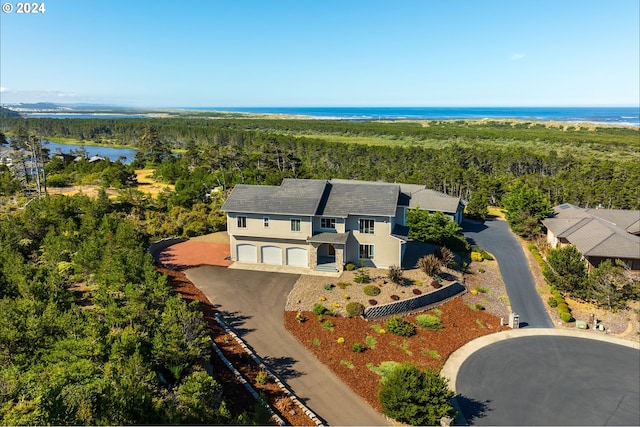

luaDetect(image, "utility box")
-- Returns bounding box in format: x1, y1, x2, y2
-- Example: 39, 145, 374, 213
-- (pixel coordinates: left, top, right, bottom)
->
576, 320, 587, 329
509, 312, 520, 329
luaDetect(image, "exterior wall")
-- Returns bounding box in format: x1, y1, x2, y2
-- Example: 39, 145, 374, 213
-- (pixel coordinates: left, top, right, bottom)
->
343, 216, 400, 268
227, 213, 312, 240
395, 206, 407, 226
586, 256, 640, 272
546, 230, 559, 248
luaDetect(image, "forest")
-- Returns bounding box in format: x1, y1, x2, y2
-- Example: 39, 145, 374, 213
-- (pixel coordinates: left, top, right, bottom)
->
0, 194, 269, 425
1, 117, 638, 211
0, 116, 638, 424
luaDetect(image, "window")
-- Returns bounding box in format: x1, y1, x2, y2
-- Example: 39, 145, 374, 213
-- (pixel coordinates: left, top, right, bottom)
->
291, 219, 301, 232
359, 219, 375, 234
321, 218, 336, 229
359, 244, 375, 259
237, 216, 247, 228
263, 217, 270, 228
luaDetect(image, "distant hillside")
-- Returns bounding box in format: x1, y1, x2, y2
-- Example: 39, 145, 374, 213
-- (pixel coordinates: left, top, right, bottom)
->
0, 106, 22, 118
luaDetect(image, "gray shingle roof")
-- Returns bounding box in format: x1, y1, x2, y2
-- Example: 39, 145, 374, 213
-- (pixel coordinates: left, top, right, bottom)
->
223, 178, 462, 219
318, 182, 399, 217
221, 179, 327, 215
543, 205, 640, 260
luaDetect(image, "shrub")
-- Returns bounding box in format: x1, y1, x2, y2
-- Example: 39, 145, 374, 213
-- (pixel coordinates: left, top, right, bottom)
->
416, 254, 442, 276
365, 335, 377, 349
363, 285, 381, 296
324, 284, 334, 291
336, 337, 345, 344
354, 263, 371, 284
478, 268, 485, 273
470, 251, 484, 262
368, 299, 378, 305
385, 316, 417, 337
548, 296, 558, 308
321, 320, 334, 332
475, 286, 489, 293
387, 265, 403, 284
415, 314, 444, 330
390, 295, 400, 301
312, 303, 328, 316
557, 303, 570, 313
344, 262, 357, 271
412, 288, 422, 295
351, 342, 366, 353
337, 281, 351, 289
346, 302, 365, 318
255, 370, 268, 385
431, 280, 442, 289
435, 246, 455, 267
475, 304, 485, 310
413, 280, 422, 287
560, 311, 574, 322
378, 362, 455, 426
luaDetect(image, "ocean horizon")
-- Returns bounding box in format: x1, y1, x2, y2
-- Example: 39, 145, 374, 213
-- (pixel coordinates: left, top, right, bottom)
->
20, 106, 640, 127
185, 106, 640, 126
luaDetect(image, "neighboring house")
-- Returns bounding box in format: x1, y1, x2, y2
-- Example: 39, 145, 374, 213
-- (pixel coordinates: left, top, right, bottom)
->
542, 204, 640, 272
222, 178, 464, 272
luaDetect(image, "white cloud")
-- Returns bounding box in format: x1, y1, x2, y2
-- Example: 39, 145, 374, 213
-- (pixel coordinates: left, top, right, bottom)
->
510, 53, 525, 61
0, 87, 7, 93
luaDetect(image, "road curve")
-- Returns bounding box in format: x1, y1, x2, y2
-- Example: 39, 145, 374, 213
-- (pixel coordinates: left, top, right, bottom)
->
463, 219, 554, 328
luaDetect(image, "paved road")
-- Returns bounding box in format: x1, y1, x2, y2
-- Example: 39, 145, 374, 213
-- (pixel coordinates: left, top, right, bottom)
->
186, 266, 389, 426
463, 219, 554, 328
455, 335, 640, 425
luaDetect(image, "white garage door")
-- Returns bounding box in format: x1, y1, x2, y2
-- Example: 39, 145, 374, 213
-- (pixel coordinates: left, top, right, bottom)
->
237, 244, 257, 263
286, 247, 308, 267
261, 246, 282, 265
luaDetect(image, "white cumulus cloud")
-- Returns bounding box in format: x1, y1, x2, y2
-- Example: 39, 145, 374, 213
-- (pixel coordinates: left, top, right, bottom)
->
510, 53, 525, 61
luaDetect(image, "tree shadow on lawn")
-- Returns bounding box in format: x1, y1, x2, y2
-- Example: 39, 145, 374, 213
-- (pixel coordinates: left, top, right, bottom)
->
454, 394, 491, 424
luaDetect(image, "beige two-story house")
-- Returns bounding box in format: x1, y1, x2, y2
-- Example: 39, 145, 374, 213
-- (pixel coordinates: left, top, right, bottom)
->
222, 178, 464, 273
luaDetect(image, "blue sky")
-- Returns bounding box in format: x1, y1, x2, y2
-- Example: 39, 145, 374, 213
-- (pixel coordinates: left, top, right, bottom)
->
1, 0, 638, 107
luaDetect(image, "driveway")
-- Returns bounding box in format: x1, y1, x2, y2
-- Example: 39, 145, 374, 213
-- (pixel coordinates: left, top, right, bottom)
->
453, 333, 640, 425
463, 219, 553, 328
185, 266, 389, 426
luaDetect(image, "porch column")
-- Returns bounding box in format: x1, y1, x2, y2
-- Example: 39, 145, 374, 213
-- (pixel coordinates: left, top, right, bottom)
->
309, 243, 319, 269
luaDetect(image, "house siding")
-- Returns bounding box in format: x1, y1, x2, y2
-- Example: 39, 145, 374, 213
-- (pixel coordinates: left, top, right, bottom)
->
227, 213, 312, 240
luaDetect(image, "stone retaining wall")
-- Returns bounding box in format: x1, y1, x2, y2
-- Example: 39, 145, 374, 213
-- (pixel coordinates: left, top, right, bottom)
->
363, 282, 466, 319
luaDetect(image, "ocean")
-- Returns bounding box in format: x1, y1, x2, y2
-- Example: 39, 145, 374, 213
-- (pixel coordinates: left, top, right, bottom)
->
187, 106, 640, 126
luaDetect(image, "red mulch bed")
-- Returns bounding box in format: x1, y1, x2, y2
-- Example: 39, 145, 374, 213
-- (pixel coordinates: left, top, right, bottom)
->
285, 299, 509, 412
158, 241, 232, 269
160, 267, 315, 426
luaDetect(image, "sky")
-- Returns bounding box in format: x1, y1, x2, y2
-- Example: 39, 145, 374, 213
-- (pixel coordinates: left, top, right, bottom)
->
1, 0, 638, 108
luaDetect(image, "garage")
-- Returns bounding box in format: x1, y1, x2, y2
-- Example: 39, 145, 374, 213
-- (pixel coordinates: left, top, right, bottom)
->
237, 244, 257, 263
286, 247, 308, 267
261, 245, 282, 265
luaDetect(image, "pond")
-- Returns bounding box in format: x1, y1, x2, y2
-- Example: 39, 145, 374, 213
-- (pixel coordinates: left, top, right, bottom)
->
46, 141, 138, 164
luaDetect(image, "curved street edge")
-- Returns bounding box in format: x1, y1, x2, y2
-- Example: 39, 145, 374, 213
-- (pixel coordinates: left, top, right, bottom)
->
441, 328, 640, 393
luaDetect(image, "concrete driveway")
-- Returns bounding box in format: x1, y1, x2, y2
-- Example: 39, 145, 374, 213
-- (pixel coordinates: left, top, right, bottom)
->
185, 266, 389, 426
452, 332, 640, 425
463, 219, 553, 328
